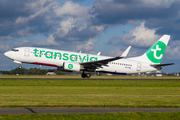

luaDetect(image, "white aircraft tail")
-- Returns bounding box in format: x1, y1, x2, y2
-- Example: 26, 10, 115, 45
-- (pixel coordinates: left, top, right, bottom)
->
131, 35, 170, 64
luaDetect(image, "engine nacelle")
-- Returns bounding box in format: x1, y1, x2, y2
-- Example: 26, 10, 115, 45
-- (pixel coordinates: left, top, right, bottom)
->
63, 62, 84, 72
57, 66, 72, 72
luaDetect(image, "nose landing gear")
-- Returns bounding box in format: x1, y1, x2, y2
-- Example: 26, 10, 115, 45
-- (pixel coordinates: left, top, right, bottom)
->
13, 61, 22, 69
19, 65, 22, 68
19, 63, 22, 68
81, 71, 91, 78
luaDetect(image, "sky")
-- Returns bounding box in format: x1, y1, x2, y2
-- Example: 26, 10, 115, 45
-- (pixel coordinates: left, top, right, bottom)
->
0, 0, 180, 73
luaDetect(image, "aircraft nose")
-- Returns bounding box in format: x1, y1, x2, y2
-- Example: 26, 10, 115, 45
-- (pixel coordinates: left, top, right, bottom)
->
4, 51, 12, 58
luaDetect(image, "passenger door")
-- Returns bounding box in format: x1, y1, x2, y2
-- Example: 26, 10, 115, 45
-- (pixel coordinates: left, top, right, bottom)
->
24, 48, 29, 57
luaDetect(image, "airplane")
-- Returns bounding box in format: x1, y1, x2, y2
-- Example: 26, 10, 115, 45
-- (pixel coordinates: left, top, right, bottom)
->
4, 34, 174, 78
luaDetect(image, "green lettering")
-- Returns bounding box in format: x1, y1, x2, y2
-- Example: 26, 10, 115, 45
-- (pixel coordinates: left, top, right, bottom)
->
90, 57, 97, 61
63, 53, 69, 61
45, 51, 53, 59
87, 54, 89, 62
79, 55, 86, 63
33, 49, 98, 63
39, 50, 45, 57
70, 54, 77, 62
33, 48, 39, 57
54, 52, 61, 60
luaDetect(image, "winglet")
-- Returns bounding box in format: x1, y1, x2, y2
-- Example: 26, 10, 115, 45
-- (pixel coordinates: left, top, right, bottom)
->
97, 52, 101, 55
120, 46, 131, 58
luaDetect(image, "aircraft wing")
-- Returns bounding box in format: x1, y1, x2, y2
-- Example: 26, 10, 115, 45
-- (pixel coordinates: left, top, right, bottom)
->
150, 63, 175, 67
80, 46, 131, 69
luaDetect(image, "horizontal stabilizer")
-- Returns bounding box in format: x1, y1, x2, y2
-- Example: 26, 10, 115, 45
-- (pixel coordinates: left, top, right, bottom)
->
150, 63, 175, 67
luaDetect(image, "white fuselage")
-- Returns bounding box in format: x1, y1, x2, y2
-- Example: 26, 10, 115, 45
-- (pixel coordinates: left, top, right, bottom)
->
4, 47, 157, 74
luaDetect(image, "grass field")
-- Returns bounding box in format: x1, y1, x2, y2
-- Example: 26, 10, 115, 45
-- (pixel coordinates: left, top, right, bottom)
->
0, 76, 180, 107
1, 112, 180, 120
0, 76, 180, 119
1, 75, 180, 79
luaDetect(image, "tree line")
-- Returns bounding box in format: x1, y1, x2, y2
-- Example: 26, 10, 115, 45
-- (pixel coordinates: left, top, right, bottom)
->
1, 67, 64, 75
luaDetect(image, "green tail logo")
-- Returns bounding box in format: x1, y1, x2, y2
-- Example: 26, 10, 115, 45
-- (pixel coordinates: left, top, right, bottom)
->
146, 41, 167, 64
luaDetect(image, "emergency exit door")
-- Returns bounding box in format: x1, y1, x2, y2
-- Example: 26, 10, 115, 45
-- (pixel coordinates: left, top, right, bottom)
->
137, 62, 141, 71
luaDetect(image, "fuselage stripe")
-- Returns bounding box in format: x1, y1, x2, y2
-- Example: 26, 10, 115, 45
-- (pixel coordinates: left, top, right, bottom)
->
32, 62, 58, 67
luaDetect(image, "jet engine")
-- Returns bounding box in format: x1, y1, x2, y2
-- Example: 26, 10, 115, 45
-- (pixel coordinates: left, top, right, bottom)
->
63, 62, 84, 71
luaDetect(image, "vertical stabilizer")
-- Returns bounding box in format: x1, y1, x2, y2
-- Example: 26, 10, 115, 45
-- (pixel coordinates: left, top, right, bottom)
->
131, 35, 170, 64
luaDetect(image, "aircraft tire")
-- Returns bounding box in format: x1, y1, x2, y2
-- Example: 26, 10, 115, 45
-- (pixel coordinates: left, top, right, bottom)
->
86, 73, 91, 78
81, 72, 86, 78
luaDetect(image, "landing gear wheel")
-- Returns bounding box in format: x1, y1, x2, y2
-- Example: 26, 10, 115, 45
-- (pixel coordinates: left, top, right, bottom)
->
86, 73, 91, 78
81, 72, 91, 78
81, 72, 86, 78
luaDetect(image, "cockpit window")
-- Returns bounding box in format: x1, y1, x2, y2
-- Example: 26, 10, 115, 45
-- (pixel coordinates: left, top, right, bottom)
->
12, 49, 19, 52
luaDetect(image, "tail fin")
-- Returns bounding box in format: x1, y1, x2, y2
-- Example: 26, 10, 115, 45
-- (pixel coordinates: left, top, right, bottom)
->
132, 35, 170, 64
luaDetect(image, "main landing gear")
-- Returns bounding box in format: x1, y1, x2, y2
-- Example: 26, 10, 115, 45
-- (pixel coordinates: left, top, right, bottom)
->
81, 71, 91, 78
